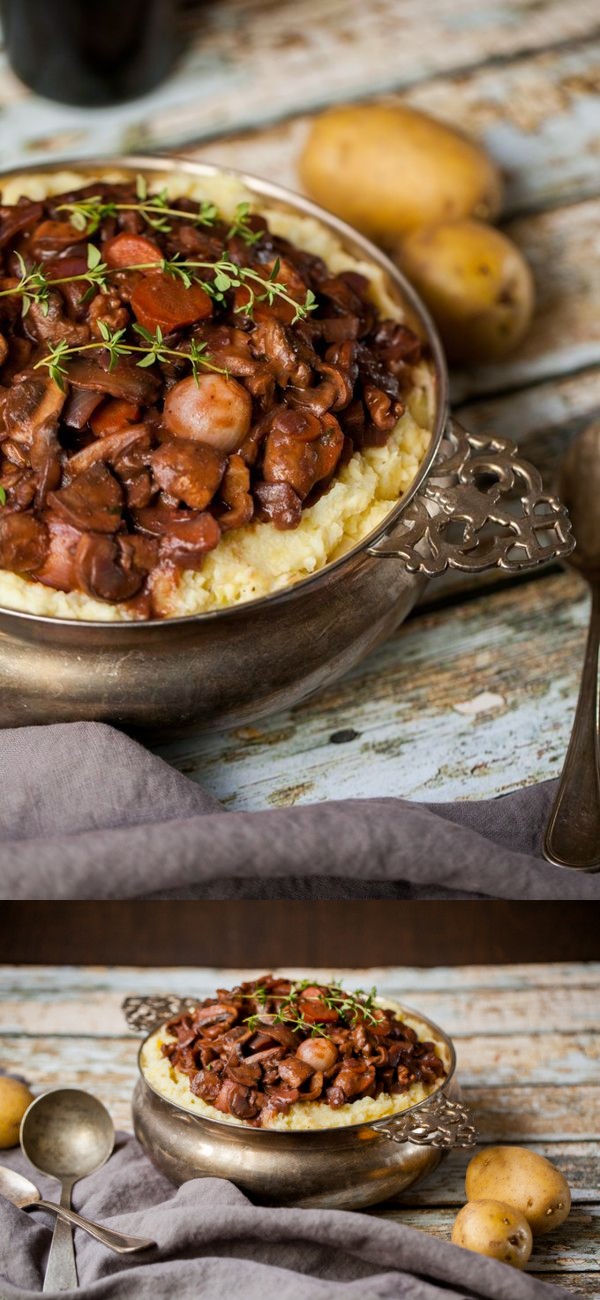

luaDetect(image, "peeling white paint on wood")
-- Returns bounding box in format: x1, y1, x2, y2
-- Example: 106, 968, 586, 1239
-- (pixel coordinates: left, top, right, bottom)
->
0, 1, 598, 168
155, 572, 589, 810
2, 941, 598, 1300
0, 963, 597, 1292
2, 982, 598, 1039
184, 39, 600, 218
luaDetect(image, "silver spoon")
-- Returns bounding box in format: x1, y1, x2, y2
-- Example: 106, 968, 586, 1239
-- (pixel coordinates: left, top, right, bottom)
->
0, 1165, 155, 1255
543, 420, 600, 870
20, 1089, 154, 1292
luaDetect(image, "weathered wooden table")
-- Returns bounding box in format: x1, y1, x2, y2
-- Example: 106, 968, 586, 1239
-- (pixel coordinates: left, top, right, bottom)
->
1, 2, 598, 807
1, 962, 598, 1294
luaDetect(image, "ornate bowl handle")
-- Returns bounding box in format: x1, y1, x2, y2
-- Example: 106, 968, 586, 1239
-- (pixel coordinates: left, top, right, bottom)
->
375, 1093, 477, 1150
122, 995, 200, 1034
367, 418, 574, 577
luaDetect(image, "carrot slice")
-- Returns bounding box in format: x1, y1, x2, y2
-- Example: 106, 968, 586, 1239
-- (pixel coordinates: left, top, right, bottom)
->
130, 273, 213, 334
91, 399, 141, 436
103, 232, 163, 269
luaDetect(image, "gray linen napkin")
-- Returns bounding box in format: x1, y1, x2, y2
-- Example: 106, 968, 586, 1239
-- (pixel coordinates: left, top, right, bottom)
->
0, 722, 598, 900
0, 1138, 577, 1300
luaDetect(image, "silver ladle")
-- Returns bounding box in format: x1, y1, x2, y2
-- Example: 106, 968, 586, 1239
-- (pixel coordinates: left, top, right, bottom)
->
20, 1089, 154, 1291
543, 421, 600, 870
0, 1165, 155, 1256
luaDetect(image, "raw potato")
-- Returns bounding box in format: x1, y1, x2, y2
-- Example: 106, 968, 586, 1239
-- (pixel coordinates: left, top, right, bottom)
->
452, 1199, 533, 1269
299, 104, 503, 245
397, 219, 534, 364
466, 1146, 571, 1237
0, 1076, 34, 1148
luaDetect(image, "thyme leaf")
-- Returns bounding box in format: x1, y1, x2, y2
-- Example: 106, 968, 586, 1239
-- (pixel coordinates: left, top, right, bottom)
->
33, 324, 227, 390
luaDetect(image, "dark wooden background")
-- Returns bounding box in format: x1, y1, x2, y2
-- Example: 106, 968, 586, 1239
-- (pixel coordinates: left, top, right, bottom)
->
1, 902, 597, 966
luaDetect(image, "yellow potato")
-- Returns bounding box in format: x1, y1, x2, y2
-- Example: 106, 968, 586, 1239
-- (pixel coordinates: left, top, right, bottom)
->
452, 1199, 533, 1269
396, 219, 534, 364
466, 1146, 571, 1237
0, 1076, 34, 1148
299, 104, 503, 245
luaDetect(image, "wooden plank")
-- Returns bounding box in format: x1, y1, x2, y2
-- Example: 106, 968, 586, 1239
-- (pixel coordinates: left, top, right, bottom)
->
1, 1, 598, 169
529, 1277, 599, 1297
2, 974, 598, 1038
2, 962, 597, 997
396, 1143, 600, 1207
463, 1086, 600, 1143
1, 1032, 598, 1136
4, 1028, 600, 1092
184, 39, 600, 217
154, 570, 589, 808
369, 1206, 600, 1273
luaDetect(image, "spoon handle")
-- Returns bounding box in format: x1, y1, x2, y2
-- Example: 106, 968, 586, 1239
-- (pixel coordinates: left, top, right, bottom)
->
43, 1181, 77, 1293
32, 1200, 156, 1254
544, 581, 600, 870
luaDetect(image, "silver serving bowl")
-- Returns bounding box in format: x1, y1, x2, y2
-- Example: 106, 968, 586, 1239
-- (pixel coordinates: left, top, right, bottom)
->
129, 997, 476, 1210
0, 155, 574, 738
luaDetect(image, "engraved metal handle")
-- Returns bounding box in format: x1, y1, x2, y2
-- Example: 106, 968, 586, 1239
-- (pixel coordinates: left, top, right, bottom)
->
375, 1093, 477, 1149
367, 419, 574, 576
122, 994, 200, 1034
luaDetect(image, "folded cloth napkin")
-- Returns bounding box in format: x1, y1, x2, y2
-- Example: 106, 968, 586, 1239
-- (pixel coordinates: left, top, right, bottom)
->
0, 1137, 576, 1300
1, 722, 598, 900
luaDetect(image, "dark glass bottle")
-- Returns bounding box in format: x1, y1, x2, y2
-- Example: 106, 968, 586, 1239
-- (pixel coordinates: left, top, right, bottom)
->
1, 0, 182, 106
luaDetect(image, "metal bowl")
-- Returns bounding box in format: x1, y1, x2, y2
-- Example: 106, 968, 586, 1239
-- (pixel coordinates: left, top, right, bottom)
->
0, 155, 574, 738
129, 995, 476, 1210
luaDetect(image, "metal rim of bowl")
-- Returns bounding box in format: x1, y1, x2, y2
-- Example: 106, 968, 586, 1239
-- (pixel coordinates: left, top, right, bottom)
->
136, 997, 457, 1140
0, 152, 449, 629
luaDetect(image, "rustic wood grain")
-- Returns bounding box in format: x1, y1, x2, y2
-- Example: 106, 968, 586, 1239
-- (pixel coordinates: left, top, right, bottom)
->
154, 569, 589, 808
1, 2, 598, 168
183, 38, 600, 217
371, 1205, 600, 1271
0, 964, 597, 1291
3, 984, 598, 1039
2, 962, 598, 994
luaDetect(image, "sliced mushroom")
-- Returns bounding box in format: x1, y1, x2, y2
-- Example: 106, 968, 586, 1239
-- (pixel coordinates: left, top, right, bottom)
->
66, 356, 160, 405
0, 510, 48, 572
66, 424, 150, 477
2, 376, 65, 447
34, 517, 82, 590
151, 439, 226, 511
48, 463, 123, 533
75, 533, 145, 602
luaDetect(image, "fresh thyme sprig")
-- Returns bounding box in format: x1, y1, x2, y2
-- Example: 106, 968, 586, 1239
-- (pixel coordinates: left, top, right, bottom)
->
34, 323, 226, 392
0, 251, 317, 326
241, 979, 380, 1036
227, 201, 262, 247
1, 245, 110, 317
244, 1012, 329, 1037
0, 486, 6, 507
56, 178, 261, 247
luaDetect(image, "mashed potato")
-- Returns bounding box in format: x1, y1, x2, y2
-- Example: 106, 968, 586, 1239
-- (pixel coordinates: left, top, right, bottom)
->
0, 168, 436, 621
140, 1001, 450, 1131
